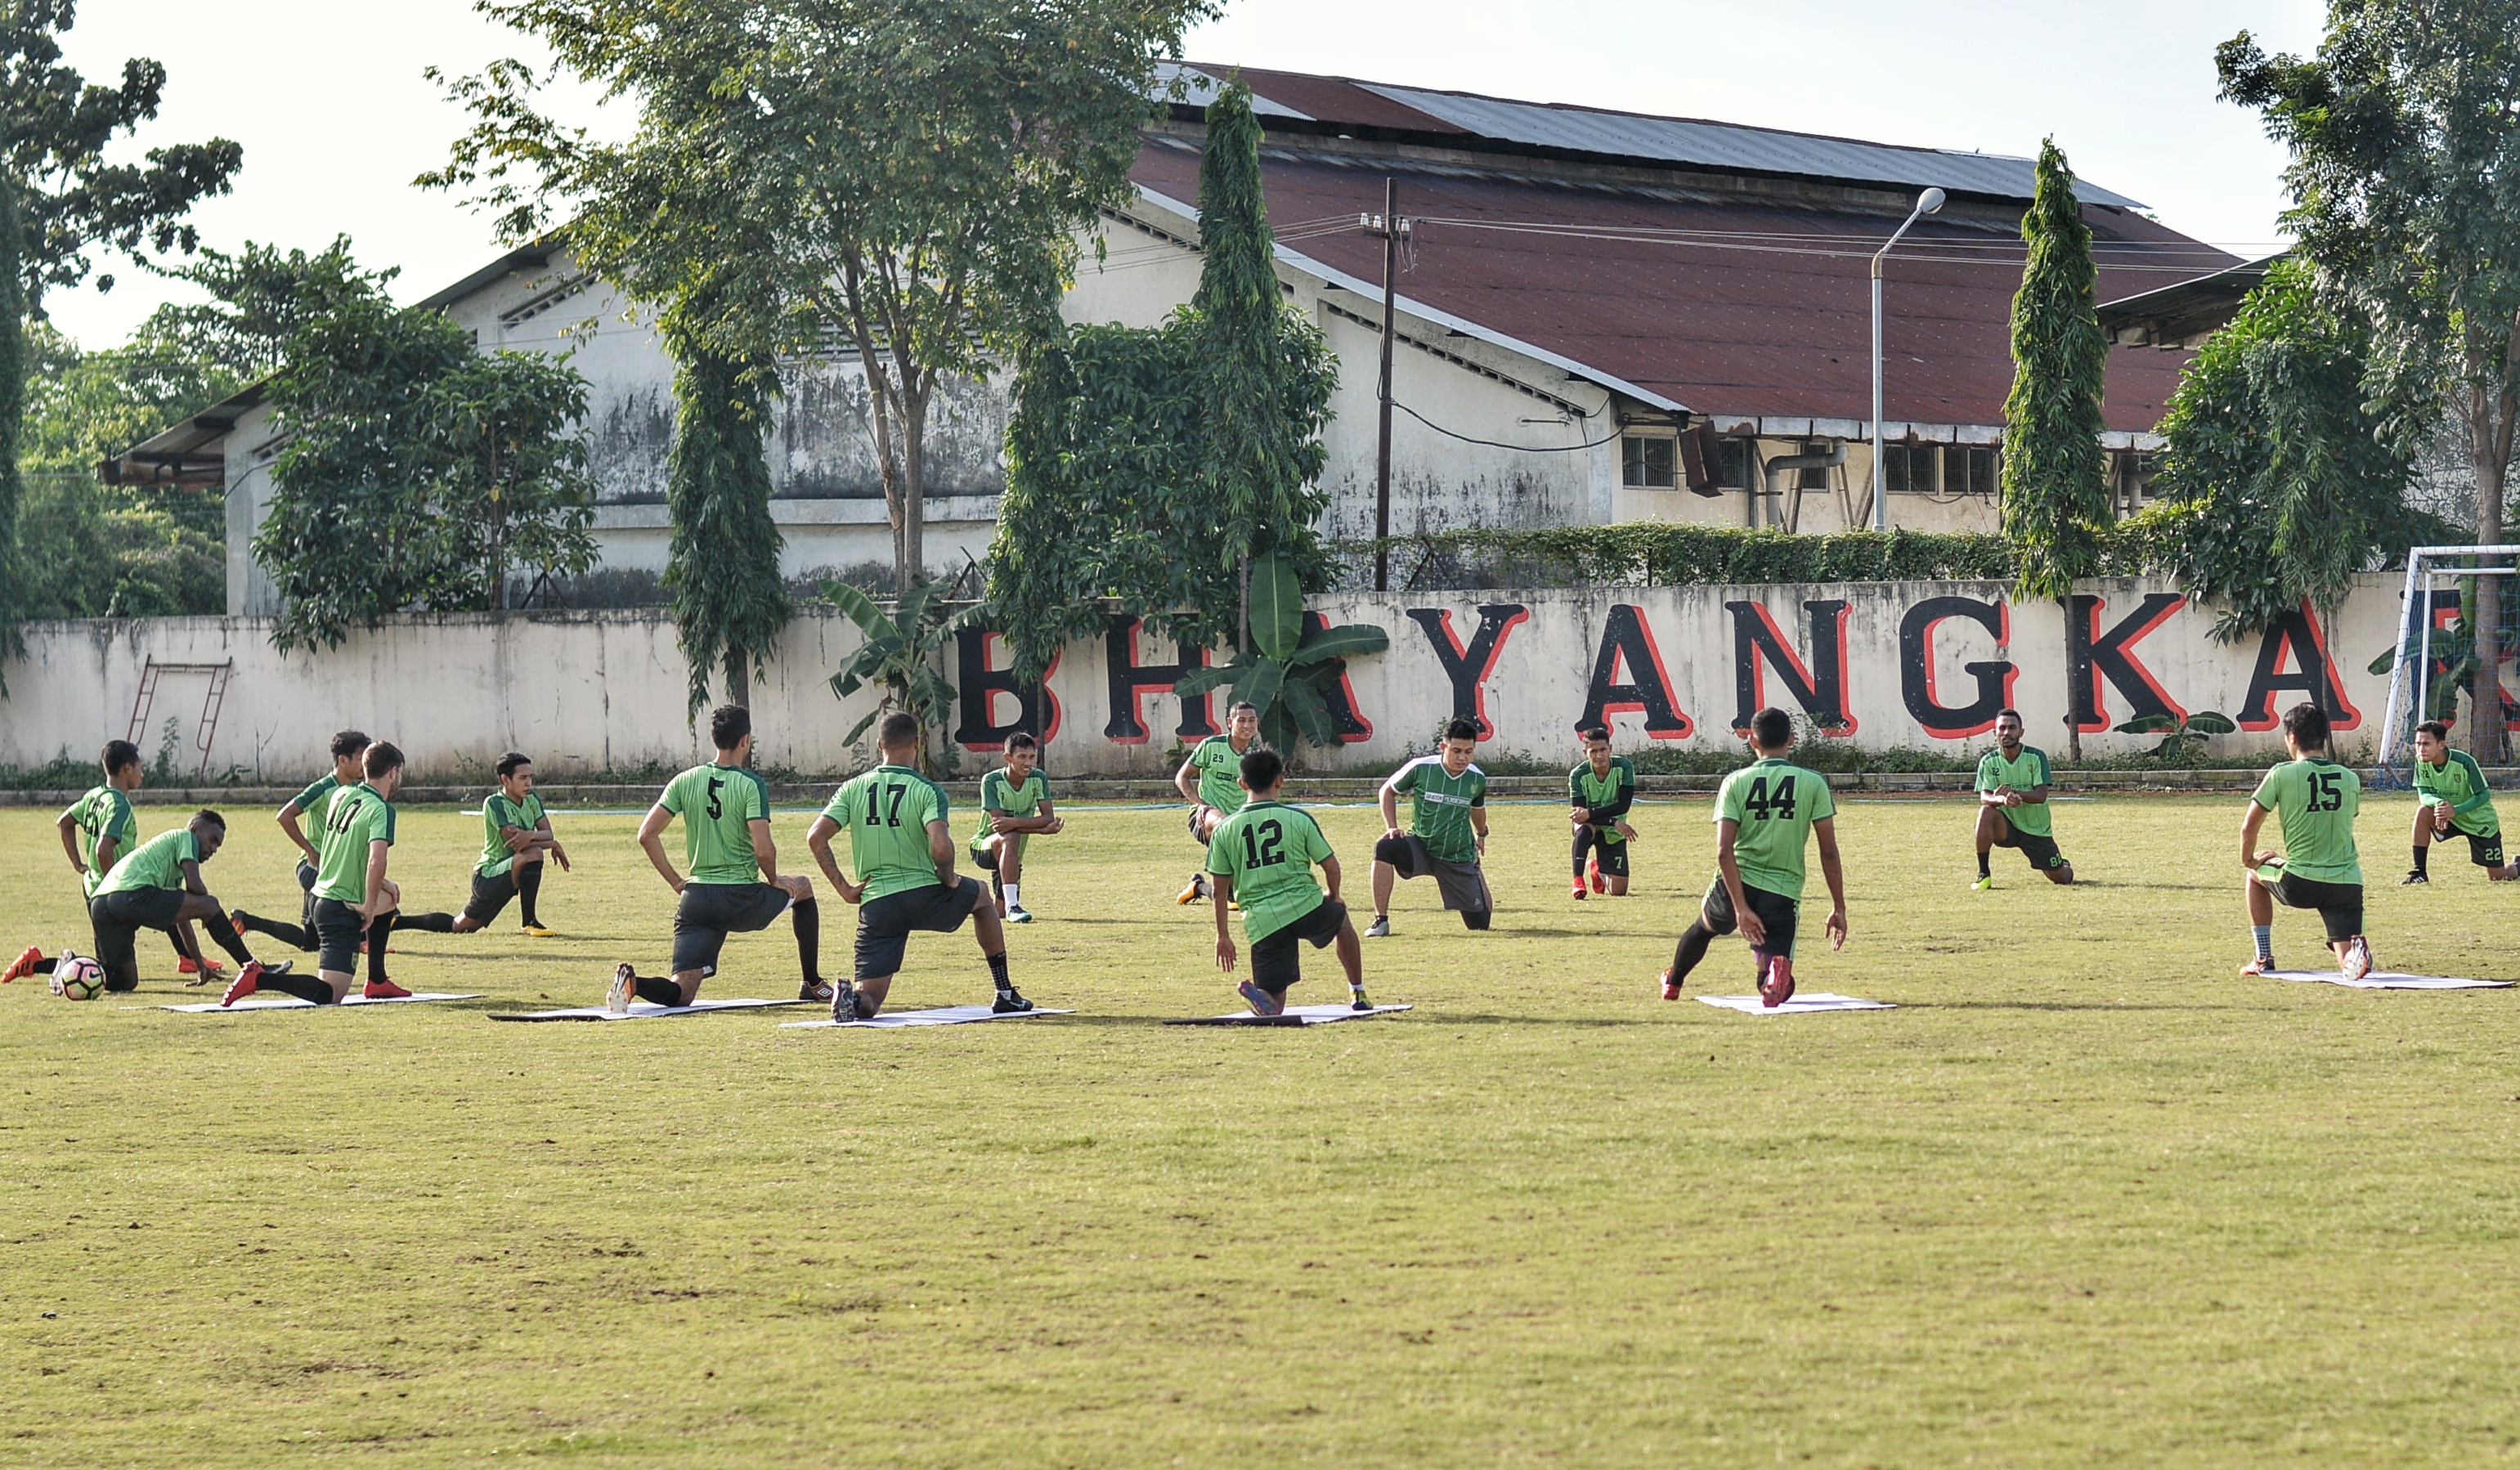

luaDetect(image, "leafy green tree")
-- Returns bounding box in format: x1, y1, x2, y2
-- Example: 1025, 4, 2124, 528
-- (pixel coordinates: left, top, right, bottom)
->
3, 2, 240, 663
1172, 552, 1388, 754
427, 0, 1214, 593
2221, 11, 2520, 758
661, 289, 789, 717
2152, 258, 2427, 638
823, 579, 973, 774
2001, 138, 2112, 759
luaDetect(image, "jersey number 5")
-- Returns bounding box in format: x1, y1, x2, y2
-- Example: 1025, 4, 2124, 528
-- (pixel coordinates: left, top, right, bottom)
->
1239, 819, 1286, 869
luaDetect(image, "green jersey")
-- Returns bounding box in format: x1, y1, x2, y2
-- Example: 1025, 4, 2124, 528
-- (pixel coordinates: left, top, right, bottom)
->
975, 767, 1050, 846
477, 790, 549, 877
63, 784, 137, 897
2251, 757, 2362, 886
290, 773, 345, 863
1189, 735, 1256, 814
1388, 755, 1488, 863
2414, 750, 2500, 838
1715, 757, 1837, 899
1569, 756, 1635, 845
313, 783, 397, 903
94, 825, 199, 896
657, 763, 770, 886
1974, 744, 2056, 839
1206, 800, 1334, 943
822, 764, 949, 903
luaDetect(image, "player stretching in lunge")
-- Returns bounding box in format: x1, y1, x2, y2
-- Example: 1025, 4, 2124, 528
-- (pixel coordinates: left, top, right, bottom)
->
1209, 746, 1368, 1015
451, 752, 570, 934
1175, 701, 1262, 905
2405, 720, 2516, 883
224, 743, 416, 1006
232, 730, 369, 954
1367, 718, 1491, 936
806, 712, 1029, 1020
1660, 707, 1849, 1006
11, 740, 207, 983
611, 706, 827, 1013
971, 732, 1062, 921
2240, 703, 2373, 979
1971, 708, 2074, 888
1568, 724, 1637, 899
10, 810, 288, 993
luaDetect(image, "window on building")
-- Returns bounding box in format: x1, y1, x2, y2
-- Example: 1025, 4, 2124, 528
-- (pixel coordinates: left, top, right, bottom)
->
1621, 433, 1676, 489
1719, 437, 1751, 490
1883, 442, 1935, 494
1947, 444, 2000, 496
1796, 441, 1833, 491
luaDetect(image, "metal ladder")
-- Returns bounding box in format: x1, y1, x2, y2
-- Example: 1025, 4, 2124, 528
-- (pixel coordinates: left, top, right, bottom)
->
127, 661, 235, 783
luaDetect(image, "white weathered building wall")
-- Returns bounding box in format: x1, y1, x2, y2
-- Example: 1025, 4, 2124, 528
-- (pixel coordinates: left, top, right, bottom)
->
13, 577, 2406, 782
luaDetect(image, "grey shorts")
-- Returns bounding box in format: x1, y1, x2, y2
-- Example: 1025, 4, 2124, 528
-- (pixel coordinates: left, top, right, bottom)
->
89, 887, 185, 975
672, 882, 794, 975
312, 896, 369, 975
854, 877, 984, 981
1374, 834, 1492, 928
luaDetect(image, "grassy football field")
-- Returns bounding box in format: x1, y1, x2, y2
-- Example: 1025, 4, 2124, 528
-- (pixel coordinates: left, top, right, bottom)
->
5, 791, 2519, 1468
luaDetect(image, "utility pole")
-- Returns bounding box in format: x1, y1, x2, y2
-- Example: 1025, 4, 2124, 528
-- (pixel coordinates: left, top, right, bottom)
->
1367, 177, 1406, 592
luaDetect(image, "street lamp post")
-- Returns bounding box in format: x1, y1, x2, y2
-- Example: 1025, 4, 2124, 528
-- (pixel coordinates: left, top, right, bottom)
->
1871, 186, 1947, 531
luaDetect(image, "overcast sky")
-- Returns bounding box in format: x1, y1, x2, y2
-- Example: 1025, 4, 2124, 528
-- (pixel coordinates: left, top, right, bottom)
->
40, 0, 2325, 349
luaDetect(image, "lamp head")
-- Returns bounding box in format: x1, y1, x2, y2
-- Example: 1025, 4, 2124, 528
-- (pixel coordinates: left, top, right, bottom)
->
1917, 187, 1948, 215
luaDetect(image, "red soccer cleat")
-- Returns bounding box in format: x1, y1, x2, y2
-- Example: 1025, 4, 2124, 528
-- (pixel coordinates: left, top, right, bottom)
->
1588, 859, 1605, 894
1570, 879, 1587, 900
1658, 968, 1683, 1001
2, 944, 38, 983
220, 961, 265, 1007
362, 978, 412, 1000
1760, 955, 1796, 1008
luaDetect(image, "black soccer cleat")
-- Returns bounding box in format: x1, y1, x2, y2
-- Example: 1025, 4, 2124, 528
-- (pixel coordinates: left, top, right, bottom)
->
830, 979, 864, 1023
2401, 869, 2429, 885
799, 976, 834, 1004
992, 988, 1035, 1015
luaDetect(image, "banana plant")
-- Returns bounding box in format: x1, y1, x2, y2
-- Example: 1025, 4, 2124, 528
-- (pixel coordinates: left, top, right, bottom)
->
1173, 552, 1389, 753
825, 580, 979, 770
2114, 710, 2237, 761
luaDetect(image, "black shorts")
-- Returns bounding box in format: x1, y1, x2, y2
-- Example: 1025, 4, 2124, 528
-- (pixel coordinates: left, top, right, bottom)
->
1991, 822, 2067, 871
1374, 834, 1493, 927
2263, 869, 2365, 943
1249, 898, 1347, 995
671, 882, 795, 975
1699, 876, 1801, 959
1189, 804, 1222, 847
854, 877, 984, 981
312, 895, 370, 975
970, 841, 998, 872
89, 887, 185, 978
463, 869, 520, 925
296, 858, 319, 928
1574, 828, 1630, 878
2450, 827, 2507, 867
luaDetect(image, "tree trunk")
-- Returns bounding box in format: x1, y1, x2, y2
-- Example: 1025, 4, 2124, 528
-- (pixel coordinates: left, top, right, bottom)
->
902, 379, 928, 593
724, 645, 749, 707
2467, 369, 2513, 763
0, 172, 25, 669
2059, 597, 2083, 761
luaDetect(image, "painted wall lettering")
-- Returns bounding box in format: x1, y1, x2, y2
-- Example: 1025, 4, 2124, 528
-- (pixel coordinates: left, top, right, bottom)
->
954, 629, 1061, 751
1581, 604, 1693, 739
1101, 616, 1218, 744
1303, 612, 1375, 742
1727, 598, 1855, 734
1899, 596, 2016, 738
1405, 603, 1529, 740
2068, 592, 2186, 733
2238, 603, 2362, 731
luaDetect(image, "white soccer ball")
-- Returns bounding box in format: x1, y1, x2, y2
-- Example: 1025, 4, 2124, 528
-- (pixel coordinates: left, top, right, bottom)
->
50, 953, 106, 1002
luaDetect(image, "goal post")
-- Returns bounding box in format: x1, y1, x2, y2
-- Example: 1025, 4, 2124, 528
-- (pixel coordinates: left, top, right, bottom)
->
2375, 545, 2520, 773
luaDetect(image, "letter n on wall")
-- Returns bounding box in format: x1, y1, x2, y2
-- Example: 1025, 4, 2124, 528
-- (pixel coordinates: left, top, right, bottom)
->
1899, 595, 2016, 738
1581, 604, 1693, 739
954, 629, 1061, 751
1728, 599, 1855, 735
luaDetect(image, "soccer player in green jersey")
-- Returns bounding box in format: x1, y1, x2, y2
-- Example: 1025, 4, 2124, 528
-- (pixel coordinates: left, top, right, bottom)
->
612, 706, 826, 1013
1368, 718, 1493, 936
1568, 724, 1638, 899
72, 810, 283, 996
2405, 720, 2515, 883
10, 739, 202, 984
233, 730, 370, 954
806, 711, 1028, 1020
1175, 701, 1262, 905
1661, 707, 1849, 1007
1971, 707, 2074, 888
451, 752, 571, 934
2241, 702, 2373, 979
1208, 746, 1367, 1016
971, 732, 1062, 922
226, 743, 419, 1006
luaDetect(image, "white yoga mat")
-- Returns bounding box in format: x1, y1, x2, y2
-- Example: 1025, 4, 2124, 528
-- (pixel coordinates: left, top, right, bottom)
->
158, 992, 481, 1012
779, 1003, 1074, 1029
2268, 970, 2513, 990
1697, 993, 1894, 1015
487, 997, 804, 1022
1170, 1002, 1414, 1027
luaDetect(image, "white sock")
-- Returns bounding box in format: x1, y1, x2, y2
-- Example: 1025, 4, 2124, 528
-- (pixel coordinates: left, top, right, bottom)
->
1002, 883, 1020, 909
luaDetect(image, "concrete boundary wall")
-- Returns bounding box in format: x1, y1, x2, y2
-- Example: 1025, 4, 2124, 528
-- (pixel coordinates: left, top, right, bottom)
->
0, 576, 2416, 782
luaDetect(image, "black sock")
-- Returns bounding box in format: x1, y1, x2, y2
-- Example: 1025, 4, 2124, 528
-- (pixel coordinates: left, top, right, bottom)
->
34, 956, 58, 974
987, 951, 1011, 993
634, 975, 683, 1007
792, 898, 821, 984
206, 917, 255, 966
394, 912, 456, 934
1670, 921, 1715, 984
516, 862, 544, 925
261, 972, 337, 1004
366, 912, 396, 985
1977, 849, 1992, 879
235, 911, 315, 950
2413, 845, 2428, 875
169, 931, 193, 962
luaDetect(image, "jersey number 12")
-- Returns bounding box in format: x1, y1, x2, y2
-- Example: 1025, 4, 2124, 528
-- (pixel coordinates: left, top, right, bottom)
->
1239, 819, 1285, 869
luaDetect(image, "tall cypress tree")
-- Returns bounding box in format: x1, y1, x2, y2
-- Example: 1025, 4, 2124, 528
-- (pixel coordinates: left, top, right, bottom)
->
0, 176, 24, 671
661, 294, 790, 719
2002, 138, 2112, 758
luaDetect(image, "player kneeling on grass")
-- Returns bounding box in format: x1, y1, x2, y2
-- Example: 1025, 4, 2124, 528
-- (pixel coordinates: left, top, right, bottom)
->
612, 706, 827, 1013
1367, 718, 1492, 936
452, 752, 570, 934
1208, 746, 1367, 1016
25, 739, 204, 983
226, 743, 416, 1006
2405, 719, 2515, 885
8, 810, 289, 994
1661, 707, 1848, 1007
1568, 724, 1637, 899
1175, 701, 1262, 905
2240, 702, 2373, 979
233, 730, 370, 957
1971, 707, 2074, 888
971, 732, 1061, 922
806, 711, 1029, 1021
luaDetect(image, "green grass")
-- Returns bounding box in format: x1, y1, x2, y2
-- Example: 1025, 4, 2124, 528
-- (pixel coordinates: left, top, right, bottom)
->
4, 794, 2518, 1468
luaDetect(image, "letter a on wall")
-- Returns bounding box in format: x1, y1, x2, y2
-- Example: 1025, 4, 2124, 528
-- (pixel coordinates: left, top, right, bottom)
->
1406, 604, 1528, 740
1728, 599, 1855, 735
1581, 604, 1693, 739
2238, 603, 2362, 731
1899, 595, 2016, 738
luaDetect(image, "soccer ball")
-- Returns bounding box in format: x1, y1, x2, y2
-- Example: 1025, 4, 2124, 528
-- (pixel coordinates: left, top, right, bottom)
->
49, 953, 105, 1002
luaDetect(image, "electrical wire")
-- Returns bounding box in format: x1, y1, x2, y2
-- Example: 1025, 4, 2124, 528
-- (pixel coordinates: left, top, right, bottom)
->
1392, 398, 1625, 452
